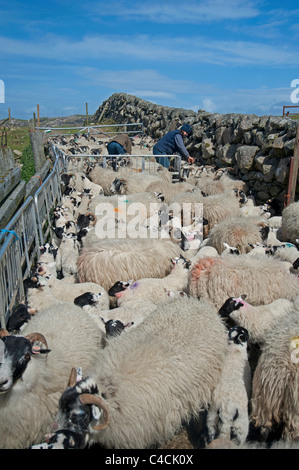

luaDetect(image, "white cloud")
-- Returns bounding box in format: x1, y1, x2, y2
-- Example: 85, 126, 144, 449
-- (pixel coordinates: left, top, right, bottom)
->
0, 32, 297, 67
95, 0, 260, 23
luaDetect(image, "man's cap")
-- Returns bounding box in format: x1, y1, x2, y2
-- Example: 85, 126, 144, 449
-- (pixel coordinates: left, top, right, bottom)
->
180, 124, 192, 136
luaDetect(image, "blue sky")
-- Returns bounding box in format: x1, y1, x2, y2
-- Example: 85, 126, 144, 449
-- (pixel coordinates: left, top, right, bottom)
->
0, 0, 298, 120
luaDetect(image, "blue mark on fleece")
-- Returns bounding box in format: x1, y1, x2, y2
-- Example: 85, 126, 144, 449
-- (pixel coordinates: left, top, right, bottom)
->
130, 282, 139, 289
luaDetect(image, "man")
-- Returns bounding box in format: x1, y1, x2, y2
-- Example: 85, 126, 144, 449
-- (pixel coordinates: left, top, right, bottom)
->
107, 133, 132, 155
153, 123, 194, 168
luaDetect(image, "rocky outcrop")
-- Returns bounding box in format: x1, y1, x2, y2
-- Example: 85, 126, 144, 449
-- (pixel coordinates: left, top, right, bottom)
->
94, 93, 298, 204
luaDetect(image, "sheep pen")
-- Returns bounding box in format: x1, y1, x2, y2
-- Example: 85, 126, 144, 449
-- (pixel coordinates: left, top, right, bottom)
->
2, 128, 299, 451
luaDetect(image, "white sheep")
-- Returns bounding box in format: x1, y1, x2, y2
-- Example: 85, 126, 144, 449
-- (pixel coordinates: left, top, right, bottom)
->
81, 175, 104, 197
206, 326, 251, 446
115, 255, 190, 306
146, 180, 195, 205
218, 294, 294, 344
0, 305, 105, 448
188, 254, 299, 310
206, 216, 264, 254
55, 232, 80, 281
50, 296, 228, 449
109, 172, 167, 196
77, 237, 183, 292
280, 201, 299, 244
87, 166, 132, 196
250, 301, 299, 440
26, 275, 109, 313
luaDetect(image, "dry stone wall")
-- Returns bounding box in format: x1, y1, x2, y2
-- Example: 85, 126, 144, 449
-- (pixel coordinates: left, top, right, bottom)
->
94, 93, 298, 204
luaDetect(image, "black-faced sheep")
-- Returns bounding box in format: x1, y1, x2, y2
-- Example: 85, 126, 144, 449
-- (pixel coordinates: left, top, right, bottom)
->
48, 296, 228, 449
218, 295, 294, 344
25, 275, 109, 313
0, 305, 105, 449
206, 326, 251, 446
115, 255, 190, 306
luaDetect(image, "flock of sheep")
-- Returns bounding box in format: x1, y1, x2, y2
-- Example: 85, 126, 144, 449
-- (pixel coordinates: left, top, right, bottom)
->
1, 132, 299, 450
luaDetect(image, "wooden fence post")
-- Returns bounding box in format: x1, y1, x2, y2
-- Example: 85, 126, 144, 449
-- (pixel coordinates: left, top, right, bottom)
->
285, 123, 299, 206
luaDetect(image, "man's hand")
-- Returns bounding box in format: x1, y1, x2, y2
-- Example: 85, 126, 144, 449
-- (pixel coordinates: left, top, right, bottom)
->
188, 156, 195, 164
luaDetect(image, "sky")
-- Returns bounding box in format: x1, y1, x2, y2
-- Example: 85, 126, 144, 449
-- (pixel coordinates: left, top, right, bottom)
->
0, 0, 298, 121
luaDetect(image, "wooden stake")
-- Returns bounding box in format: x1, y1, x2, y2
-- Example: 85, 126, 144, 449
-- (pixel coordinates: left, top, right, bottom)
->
285, 123, 299, 206
86, 102, 89, 125
37, 104, 40, 128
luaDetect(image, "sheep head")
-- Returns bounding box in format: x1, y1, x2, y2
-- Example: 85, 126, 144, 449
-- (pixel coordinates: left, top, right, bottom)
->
52, 367, 110, 437
0, 331, 50, 393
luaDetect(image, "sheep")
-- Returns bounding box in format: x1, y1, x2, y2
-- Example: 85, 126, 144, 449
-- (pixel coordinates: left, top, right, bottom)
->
4, 303, 37, 333
206, 326, 251, 446
206, 438, 299, 449
239, 203, 270, 219
50, 296, 228, 449
77, 237, 183, 292
266, 243, 299, 267
91, 299, 158, 334
0, 304, 105, 449
36, 243, 59, 278
280, 201, 299, 244
171, 190, 241, 238
206, 216, 264, 254
188, 254, 299, 310
80, 175, 104, 197
115, 255, 191, 306
146, 180, 195, 205
87, 166, 133, 196
196, 172, 247, 197
109, 172, 167, 196
250, 302, 299, 440
55, 232, 80, 281
218, 294, 294, 345
25, 275, 110, 313
88, 191, 162, 229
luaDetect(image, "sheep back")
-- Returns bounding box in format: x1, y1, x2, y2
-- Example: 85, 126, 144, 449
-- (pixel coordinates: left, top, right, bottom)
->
207, 216, 263, 254
89, 297, 228, 449
251, 307, 299, 439
280, 201, 299, 244
77, 238, 183, 291
188, 255, 299, 309
0, 305, 104, 449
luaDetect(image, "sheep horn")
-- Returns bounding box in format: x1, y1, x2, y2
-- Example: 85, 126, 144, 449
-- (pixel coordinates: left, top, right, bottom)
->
0, 328, 10, 338
79, 393, 110, 430
25, 332, 48, 349
68, 367, 78, 388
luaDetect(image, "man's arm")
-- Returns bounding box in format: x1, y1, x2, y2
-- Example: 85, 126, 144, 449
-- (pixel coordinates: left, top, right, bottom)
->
174, 133, 194, 163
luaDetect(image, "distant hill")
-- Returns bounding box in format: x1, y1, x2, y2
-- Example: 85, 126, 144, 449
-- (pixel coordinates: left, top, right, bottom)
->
7, 114, 92, 128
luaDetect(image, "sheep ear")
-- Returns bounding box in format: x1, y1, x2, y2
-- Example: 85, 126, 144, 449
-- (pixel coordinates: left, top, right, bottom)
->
240, 294, 247, 300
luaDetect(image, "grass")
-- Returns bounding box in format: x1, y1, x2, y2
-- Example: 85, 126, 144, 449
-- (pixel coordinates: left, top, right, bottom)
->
1, 126, 35, 182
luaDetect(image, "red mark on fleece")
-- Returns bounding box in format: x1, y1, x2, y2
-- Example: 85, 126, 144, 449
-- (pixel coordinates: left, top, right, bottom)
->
190, 257, 222, 281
